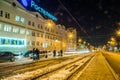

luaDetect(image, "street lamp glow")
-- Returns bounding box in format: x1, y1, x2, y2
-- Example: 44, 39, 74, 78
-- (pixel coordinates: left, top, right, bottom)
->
78, 38, 82, 43
43, 19, 54, 50
46, 19, 54, 27
48, 23, 52, 26
116, 29, 120, 36
83, 41, 86, 44
110, 37, 115, 41
55, 39, 58, 42
69, 34, 73, 38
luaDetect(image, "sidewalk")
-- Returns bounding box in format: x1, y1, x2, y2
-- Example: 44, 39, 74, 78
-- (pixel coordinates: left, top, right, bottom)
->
78, 52, 116, 80
0, 53, 79, 67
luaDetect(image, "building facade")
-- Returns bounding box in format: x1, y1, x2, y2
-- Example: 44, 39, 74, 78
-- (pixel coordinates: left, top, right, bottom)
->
0, 0, 77, 54
66, 28, 77, 51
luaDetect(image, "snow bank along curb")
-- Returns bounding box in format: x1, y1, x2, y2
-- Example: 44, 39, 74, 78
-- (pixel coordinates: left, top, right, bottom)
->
2, 55, 91, 80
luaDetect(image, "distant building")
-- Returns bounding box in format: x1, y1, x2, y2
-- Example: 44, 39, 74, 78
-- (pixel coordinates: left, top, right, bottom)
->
66, 28, 77, 51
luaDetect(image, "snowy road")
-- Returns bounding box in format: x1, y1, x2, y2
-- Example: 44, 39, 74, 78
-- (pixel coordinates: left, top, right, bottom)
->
1, 52, 119, 80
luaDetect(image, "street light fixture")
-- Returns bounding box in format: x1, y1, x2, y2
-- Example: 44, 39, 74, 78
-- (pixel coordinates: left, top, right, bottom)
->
78, 38, 82, 43
43, 19, 54, 50
116, 29, 120, 36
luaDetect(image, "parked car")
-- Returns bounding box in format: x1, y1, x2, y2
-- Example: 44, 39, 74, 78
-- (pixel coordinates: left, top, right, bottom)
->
21, 50, 33, 59
0, 51, 16, 62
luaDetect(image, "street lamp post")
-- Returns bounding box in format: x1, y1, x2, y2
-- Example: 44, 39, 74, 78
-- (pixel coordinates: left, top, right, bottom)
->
43, 24, 46, 50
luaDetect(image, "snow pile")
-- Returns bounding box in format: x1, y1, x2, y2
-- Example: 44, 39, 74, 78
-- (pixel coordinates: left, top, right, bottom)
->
2, 57, 82, 80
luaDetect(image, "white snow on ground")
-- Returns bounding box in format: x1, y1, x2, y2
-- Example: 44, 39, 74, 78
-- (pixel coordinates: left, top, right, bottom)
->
2, 56, 83, 80
40, 57, 90, 80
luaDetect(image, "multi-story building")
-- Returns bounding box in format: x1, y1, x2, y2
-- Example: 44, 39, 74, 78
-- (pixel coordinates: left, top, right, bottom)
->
0, 0, 68, 54
66, 28, 77, 51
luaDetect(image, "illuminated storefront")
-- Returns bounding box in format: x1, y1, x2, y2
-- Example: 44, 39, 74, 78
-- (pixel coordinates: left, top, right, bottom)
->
0, 37, 26, 47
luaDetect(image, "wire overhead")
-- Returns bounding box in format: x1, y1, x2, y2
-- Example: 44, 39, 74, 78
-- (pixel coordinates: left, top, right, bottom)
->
57, 0, 93, 42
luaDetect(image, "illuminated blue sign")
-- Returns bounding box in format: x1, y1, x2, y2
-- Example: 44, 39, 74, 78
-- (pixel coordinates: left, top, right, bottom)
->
21, 0, 28, 7
17, 0, 58, 21
0, 37, 26, 47
18, 0, 30, 7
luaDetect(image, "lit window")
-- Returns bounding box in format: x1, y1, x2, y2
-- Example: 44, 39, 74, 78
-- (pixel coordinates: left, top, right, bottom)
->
13, 26, 19, 33
21, 17, 25, 23
27, 41, 30, 45
15, 15, 20, 22
4, 24, 12, 32
15, 15, 25, 24
20, 28, 25, 34
26, 30, 30, 35
0, 23, 3, 30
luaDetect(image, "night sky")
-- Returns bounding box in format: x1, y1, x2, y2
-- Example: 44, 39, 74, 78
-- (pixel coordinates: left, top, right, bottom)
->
36, 0, 120, 46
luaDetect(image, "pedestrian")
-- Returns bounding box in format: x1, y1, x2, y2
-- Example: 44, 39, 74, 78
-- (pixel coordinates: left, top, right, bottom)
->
60, 50, 63, 56
33, 48, 39, 60
45, 51, 48, 58
36, 48, 40, 60
53, 50, 56, 57
33, 48, 37, 60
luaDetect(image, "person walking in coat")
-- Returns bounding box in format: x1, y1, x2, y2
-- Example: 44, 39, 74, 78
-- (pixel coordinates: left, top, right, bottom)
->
60, 50, 63, 56
33, 48, 37, 60
36, 48, 40, 60
53, 50, 56, 57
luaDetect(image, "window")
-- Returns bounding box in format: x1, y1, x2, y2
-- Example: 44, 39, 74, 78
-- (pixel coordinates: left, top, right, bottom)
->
45, 27, 47, 30
0, 22, 3, 30
32, 41, 35, 46
27, 41, 30, 46
28, 21, 31, 25
13, 26, 19, 33
0, 10, 3, 17
32, 22, 34, 26
15, 15, 20, 22
36, 41, 39, 46
41, 43, 43, 46
20, 17, 25, 23
15, 15, 25, 24
32, 31, 35, 36
37, 33, 39, 37
4, 24, 12, 32
41, 25, 43, 29
5, 12, 10, 19
20, 28, 25, 34
48, 28, 49, 31
26, 30, 30, 35
38, 24, 40, 28
41, 34, 43, 38
48, 35, 49, 39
